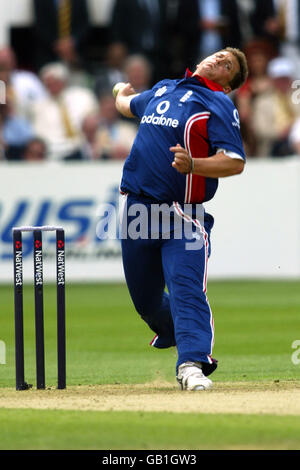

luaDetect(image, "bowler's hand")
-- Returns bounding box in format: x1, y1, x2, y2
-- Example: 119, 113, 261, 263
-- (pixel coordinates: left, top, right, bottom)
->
118, 82, 136, 97
115, 83, 138, 118
170, 144, 193, 174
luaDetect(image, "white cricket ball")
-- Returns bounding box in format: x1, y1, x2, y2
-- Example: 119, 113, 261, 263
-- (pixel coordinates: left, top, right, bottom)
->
112, 82, 125, 98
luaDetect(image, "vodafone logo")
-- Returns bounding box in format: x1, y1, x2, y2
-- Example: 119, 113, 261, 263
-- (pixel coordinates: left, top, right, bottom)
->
156, 100, 170, 114
232, 109, 240, 128
141, 100, 179, 128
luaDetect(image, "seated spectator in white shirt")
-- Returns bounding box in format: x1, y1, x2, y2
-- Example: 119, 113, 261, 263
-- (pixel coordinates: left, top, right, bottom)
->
31, 62, 98, 160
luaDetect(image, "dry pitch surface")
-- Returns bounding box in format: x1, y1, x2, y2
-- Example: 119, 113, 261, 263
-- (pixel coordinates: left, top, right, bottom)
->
1, 380, 300, 416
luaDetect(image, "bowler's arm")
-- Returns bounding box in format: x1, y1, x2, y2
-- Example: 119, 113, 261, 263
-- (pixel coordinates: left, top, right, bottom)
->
114, 83, 139, 118
170, 145, 245, 177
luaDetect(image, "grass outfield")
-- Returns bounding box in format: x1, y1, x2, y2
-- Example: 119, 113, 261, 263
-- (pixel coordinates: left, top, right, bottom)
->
0, 280, 300, 449
1, 409, 300, 450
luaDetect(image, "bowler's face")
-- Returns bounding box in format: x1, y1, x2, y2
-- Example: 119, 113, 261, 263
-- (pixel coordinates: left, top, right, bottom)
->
194, 51, 240, 92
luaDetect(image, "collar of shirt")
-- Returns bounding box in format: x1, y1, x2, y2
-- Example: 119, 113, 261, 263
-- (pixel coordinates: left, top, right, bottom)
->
184, 68, 224, 92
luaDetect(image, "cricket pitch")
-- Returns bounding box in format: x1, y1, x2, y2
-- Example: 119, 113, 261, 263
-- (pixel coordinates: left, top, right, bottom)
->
0, 380, 300, 416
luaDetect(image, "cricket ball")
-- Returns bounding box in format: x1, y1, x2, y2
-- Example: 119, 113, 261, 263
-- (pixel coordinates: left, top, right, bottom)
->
112, 82, 125, 98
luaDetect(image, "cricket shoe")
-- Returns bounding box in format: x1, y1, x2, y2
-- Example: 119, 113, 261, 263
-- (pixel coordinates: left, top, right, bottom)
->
176, 361, 213, 391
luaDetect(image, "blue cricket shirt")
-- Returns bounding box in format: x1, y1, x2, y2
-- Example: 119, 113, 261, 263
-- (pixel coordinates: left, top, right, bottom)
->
120, 70, 245, 204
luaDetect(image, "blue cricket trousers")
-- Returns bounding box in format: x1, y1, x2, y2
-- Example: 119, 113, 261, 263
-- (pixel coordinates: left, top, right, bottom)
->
120, 193, 216, 373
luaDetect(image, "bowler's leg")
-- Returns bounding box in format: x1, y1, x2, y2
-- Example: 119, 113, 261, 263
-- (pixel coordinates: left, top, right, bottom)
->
161, 227, 215, 373
121, 236, 175, 346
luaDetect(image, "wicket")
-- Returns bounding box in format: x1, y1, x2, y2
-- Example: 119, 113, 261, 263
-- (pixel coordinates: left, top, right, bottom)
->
13, 226, 66, 390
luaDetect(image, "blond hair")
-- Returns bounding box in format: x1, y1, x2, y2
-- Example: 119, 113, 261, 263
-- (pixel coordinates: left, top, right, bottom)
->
223, 47, 248, 90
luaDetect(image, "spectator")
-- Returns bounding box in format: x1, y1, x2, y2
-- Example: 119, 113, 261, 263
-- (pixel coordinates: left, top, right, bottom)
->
177, 0, 241, 69
95, 91, 137, 160
251, 57, 299, 157
109, 0, 169, 82
275, 0, 300, 77
235, 40, 277, 155
31, 62, 98, 160
0, 98, 34, 160
33, 0, 91, 70
23, 138, 48, 161
80, 113, 105, 160
94, 42, 128, 99
237, 0, 279, 46
0, 46, 47, 120
289, 116, 300, 155
123, 54, 152, 93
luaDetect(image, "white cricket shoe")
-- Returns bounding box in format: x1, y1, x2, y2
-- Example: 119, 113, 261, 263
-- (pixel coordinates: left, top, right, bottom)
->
176, 361, 213, 391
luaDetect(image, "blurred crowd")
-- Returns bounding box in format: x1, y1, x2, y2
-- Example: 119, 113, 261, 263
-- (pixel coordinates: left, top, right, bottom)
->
1, 0, 300, 161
